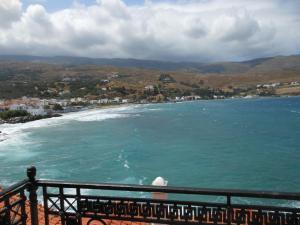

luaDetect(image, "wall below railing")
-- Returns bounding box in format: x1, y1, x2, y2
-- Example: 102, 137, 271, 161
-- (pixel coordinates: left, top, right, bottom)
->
1, 166, 300, 225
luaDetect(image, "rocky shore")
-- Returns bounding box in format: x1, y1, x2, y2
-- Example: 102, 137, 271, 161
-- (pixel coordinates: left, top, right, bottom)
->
0, 114, 62, 125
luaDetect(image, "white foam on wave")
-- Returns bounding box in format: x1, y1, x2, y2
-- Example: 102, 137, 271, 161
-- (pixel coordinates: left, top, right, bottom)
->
55, 105, 139, 123
281, 200, 300, 208
139, 176, 147, 185
75, 112, 129, 122
0, 124, 41, 160
117, 150, 124, 161
290, 110, 300, 114
0, 116, 66, 154
117, 149, 130, 169
0, 179, 15, 189
124, 160, 130, 169
0, 105, 140, 147
148, 108, 162, 111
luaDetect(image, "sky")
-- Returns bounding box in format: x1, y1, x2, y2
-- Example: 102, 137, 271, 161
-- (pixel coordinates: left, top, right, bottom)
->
0, 0, 299, 62
21, 0, 147, 11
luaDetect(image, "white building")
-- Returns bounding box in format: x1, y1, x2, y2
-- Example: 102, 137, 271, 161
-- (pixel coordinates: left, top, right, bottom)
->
9, 104, 27, 111
262, 83, 280, 88
27, 106, 47, 116
57, 100, 68, 107
113, 97, 121, 103
145, 85, 154, 91
70, 98, 77, 103
98, 99, 109, 104
101, 79, 110, 83
59, 90, 70, 96
89, 100, 98, 104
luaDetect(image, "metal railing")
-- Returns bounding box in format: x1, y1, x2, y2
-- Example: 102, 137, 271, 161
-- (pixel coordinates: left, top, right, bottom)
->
0, 166, 300, 225
0, 180, 27, 225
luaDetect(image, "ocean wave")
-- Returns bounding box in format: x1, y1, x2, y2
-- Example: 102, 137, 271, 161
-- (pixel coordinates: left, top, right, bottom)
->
118, 176, 142, 184
148, 108, 162, 111
124, 160, 130, 169
0, 117, 64, 153
281, 200, 300, 208
58, 105, 139, 122
0, 179, 15, 189
290, 110, 300, 114
117, 150, 130, 169
0, 129, 40, 160
0, 105, 158, 138
117, 150, 124, 161
0, 105, 140, 146
75, 112, 129, 122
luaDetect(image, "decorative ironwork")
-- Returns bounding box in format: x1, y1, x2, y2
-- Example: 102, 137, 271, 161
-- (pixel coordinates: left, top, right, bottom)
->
39, 181, 300, 225
1, 166, 300, 225
41, 192, 300, 225
0, 181, 27, 225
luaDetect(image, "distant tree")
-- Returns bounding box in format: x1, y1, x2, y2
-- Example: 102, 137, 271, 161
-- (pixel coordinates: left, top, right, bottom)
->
191, 84, 200, 89
159, 74, 176, 83
53, 104, 63, 111
0, 110, 30, 120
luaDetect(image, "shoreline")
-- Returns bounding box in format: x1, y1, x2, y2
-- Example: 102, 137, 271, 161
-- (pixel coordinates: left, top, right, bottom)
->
0, 94, 298, 125
0, 95, 299, 143
0, 103, 139, 143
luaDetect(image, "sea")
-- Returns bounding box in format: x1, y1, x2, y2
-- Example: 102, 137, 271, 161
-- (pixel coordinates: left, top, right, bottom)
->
1, 96, 300, 205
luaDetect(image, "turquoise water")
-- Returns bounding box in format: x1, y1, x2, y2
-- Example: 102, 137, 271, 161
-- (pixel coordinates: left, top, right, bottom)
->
1, 97, 300, 195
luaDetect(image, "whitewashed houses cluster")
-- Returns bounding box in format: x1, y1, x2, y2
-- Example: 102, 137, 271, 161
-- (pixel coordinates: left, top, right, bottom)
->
256, 83, 281, 89
0, 95, 131, 116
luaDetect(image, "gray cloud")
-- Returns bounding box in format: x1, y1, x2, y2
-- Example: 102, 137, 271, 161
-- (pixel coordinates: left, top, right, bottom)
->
184, 17, 207, 39
0, 0, 299, 62
218, 13, 260, 42
0, 0, 22, 28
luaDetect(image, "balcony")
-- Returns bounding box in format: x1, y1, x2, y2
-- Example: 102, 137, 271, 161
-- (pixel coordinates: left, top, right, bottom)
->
1, 166, 300, 225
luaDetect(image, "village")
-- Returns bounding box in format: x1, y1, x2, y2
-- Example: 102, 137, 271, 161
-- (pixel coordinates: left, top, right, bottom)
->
0, 94, 205, 122
0, 66, 300, 124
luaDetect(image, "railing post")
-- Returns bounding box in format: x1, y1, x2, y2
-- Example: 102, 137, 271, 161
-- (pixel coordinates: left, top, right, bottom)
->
4, 198, 11, 225
27, 166, 39, 225
227, 195, 231, 225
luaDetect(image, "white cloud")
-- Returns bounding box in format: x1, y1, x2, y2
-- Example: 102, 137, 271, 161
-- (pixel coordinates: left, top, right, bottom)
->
0, 0, 299, 61
0, 0, 22, 28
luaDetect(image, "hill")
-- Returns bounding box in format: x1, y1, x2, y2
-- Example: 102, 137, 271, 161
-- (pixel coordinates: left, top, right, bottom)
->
0, 54, 299, 74
0, 54, 299, 100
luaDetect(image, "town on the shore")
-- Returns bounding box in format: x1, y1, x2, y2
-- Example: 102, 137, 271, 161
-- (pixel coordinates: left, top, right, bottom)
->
1, 74, 299, 124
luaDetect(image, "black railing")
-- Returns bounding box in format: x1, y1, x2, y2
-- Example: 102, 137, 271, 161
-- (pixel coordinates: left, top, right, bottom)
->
0, 166, 300, 225
0, 180, 28, 225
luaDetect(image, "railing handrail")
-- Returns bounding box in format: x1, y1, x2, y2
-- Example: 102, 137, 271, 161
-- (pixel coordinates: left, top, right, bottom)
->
37, 179, 300, 201
0, 179, 29, 201
1, 167, 300, 225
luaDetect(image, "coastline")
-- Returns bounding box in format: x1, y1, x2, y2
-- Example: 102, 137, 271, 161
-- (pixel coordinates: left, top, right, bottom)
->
0, 94, 297, 124
0, 95, 298, 144
0, 103, 139, 144
1, 96, 300, 205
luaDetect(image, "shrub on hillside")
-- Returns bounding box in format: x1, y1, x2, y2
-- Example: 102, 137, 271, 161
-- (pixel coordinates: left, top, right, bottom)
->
0, 110, 30, 120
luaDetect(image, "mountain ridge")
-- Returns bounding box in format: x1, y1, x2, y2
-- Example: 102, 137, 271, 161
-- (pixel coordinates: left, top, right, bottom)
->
1, 54, 299, 74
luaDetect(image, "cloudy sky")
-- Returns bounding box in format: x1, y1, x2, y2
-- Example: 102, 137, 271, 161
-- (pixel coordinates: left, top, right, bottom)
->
0, 0, 299, 62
